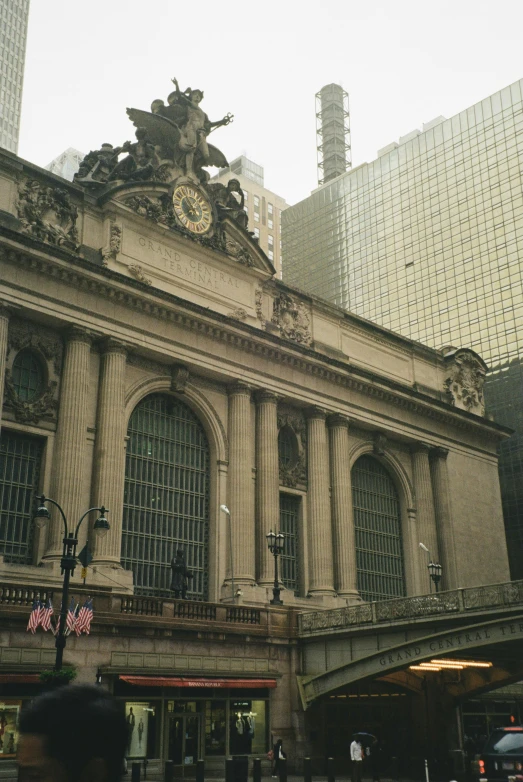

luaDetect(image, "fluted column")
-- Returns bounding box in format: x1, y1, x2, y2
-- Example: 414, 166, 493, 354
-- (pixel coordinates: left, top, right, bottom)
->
91, 339, 128, 566
0, 304, 12, 435
44, 327, 92, 559
255, 390, 279, 586
431, 447, 458, 590
328, 414, 359, 600
307, 407, 335, 595
227, 382, 255, 584
411, 443, 439, 593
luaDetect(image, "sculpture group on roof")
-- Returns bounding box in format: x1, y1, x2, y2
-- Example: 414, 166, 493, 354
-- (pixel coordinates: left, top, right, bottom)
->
75, 77, 233, 188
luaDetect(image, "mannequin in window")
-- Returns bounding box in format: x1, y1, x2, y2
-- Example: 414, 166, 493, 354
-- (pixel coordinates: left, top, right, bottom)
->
170, 549, 193, 599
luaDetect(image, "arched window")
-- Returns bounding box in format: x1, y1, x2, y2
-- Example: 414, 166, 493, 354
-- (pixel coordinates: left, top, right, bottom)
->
0, 431, 43, 563
11, 349, 44, 401
122, 393, 210, 599
278, 426, 298, 469
351, 454, 406, 602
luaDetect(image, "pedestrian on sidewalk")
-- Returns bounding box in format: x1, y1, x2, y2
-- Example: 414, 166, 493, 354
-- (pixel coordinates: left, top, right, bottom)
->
350, 736, 364, 782
272, 738, 286, 777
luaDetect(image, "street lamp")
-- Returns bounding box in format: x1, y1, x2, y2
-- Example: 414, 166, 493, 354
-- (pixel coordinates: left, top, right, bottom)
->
34, 495, 109, 671
428, 561, 443, 593
266, 530, 285, 606
219, 504, 236, 604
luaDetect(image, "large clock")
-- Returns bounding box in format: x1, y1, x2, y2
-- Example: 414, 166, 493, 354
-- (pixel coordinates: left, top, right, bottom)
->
172, 184, 213, 235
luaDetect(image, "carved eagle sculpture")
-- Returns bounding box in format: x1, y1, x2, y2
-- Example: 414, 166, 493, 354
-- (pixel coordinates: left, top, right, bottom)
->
126, 108, 229, 172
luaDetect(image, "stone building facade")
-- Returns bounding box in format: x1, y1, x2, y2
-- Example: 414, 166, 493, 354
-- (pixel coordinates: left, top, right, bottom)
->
0, 143, 511, 773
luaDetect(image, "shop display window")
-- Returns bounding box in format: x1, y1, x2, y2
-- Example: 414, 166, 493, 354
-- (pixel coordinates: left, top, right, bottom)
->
125, 702, 157, 759
229, 700, 267, 756
0, 701, 20, 758
205, 700, 226, 755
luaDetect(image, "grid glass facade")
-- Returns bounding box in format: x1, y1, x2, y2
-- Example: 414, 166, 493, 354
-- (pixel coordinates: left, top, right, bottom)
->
122, 394, 210, 599
351, 455, 405, 602
0, 0, 30, 153
283, 79, 523, 577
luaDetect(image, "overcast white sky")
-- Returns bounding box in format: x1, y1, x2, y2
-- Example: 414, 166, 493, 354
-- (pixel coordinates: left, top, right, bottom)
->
18, 0, 523, 205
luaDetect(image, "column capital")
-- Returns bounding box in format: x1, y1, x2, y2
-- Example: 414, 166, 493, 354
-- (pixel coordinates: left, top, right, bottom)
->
99, 337, 128, 357
327, 412, 349, 430
306, 405, 326, 421
411, 441, 431, 455
0, 303, 15, 320
254, 389, 279, 404
65, 325, 93, 346
228, 380, 252, 397
432, 446, 449, 460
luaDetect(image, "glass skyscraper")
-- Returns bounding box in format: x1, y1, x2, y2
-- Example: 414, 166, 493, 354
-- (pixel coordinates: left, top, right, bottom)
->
283, 79, 523, 577
0, 0, 30, 153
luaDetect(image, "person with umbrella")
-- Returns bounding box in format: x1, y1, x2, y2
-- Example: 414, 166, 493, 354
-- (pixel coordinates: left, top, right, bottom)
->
350, 734, 364, 782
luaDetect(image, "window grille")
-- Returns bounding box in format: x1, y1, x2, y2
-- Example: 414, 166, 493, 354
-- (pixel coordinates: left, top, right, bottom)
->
351, 455, 406, 602
0, 430, 43, 563
11, 349, 43, 401
122, 394, 210, 599
278, 427, 296, 469
279, 493, 300, 593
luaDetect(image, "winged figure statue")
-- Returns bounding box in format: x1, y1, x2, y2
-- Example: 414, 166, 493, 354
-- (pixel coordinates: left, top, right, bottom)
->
127, 77, 233, 185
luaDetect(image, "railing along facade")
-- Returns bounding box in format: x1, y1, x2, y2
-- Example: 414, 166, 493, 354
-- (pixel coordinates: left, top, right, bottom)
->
298, 579, 523, 635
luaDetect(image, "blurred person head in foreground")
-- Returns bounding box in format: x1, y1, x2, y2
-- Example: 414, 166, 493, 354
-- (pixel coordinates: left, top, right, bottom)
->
18, 684, 127, 782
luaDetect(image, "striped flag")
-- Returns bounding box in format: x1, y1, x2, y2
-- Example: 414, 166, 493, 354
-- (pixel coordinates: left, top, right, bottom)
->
26, 599, 42, 634
65, 599, 78, 636
75, 598, 93, 636
40, 598, 54, 633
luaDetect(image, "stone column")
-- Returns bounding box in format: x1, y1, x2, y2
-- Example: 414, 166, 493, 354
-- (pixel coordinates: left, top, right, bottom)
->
91, 339, 128, 566
227, 382, 255, 585
255, 390, 279, 586
431, 447, 458, 591
411, 443, 439, 593
44, 327, 92, 559
328, 414, 359, 600
307, 407, 335, 596
0, 304, 12, 435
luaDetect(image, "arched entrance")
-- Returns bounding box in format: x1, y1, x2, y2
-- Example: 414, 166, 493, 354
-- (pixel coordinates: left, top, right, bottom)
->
122, 393, 210, 599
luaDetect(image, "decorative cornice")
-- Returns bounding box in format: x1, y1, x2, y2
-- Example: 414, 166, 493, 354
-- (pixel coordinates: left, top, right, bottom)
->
0, 241, 510, 441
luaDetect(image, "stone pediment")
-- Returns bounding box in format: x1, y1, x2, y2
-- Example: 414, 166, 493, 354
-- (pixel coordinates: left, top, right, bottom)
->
98, 182, 274, 328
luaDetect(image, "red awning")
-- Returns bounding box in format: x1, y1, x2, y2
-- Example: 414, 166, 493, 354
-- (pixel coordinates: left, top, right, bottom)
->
0, 674, 40, 683
119, 675, 276, 689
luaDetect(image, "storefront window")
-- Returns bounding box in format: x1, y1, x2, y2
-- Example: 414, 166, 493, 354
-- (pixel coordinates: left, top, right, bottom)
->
205, 700, 226, 755
125, 702, 158, 759
229, 700, 267, 756
0, 701, 20, 758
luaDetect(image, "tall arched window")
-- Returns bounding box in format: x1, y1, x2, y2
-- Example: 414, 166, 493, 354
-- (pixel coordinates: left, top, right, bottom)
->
351, 455, 406, 602
122, 393, 210, 599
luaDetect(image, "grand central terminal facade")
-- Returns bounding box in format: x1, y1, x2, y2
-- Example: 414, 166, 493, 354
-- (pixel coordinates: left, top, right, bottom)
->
0, 80, 516, 776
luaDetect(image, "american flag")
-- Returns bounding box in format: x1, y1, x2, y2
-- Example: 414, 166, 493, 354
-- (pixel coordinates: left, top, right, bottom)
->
40, 598, 54, 633
65, 599, 78, 635
75, 598, 94, 636
26, 598, 42, 634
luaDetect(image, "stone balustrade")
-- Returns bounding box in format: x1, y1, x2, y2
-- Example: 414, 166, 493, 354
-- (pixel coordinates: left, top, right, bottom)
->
299, 579, 523, 635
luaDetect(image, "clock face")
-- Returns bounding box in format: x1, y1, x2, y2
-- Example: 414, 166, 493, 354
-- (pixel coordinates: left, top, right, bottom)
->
172, 184, 213, 234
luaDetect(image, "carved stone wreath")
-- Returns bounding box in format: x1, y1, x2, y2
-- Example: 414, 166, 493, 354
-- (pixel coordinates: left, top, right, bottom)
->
277, 408, 307, 488
17, 179, 79, 251
443, 348, 487, 416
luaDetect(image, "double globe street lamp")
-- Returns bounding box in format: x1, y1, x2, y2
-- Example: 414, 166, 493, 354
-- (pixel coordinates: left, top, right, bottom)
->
266, 530, 285, 606
34, 495, 110, 671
